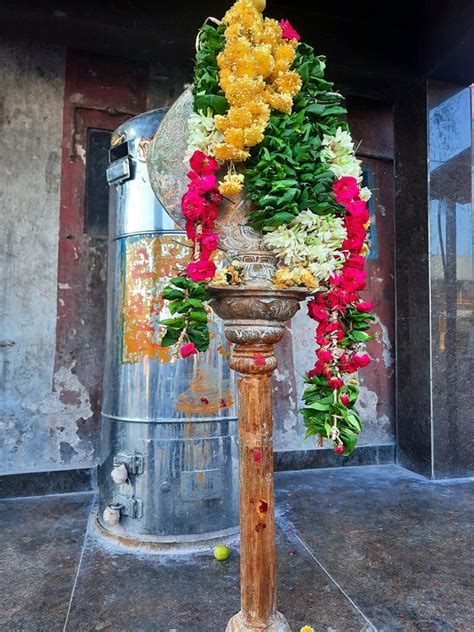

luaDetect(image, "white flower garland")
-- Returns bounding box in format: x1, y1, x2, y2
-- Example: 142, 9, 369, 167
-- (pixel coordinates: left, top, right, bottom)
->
263, 211, 347, 283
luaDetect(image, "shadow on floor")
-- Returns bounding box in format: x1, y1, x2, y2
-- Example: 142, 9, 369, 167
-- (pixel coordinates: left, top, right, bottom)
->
1, 465, 473, 631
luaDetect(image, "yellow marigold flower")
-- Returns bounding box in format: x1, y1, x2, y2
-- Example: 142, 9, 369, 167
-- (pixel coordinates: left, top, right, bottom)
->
225, 23, 242, 39
248, 22, 265, 42
217, 69, 233, 93
275, 71, 302, 96
212, 143, 250, 162
364, 220, 371, 230
274, 43, 296, 66
218, 39, 251, 66
227, 106, 253, 128
264, 17, 281, 37
295, 269, 318, 289
266, 91, 293, 113
215, 0, 300, 162
360, 243, 369, 257
241, 11, 259, 29
224, 127, 245, 149
225, 77, 265, 106
218, 173, 245, 196
260, 18, 282, 47
273, 59, 292, 75
253, 45, 274, 78
244, 127, 264, 146
235, 55, 258, 77
214, 115, 230, 133
247, 100, 270, 118
300, 627, 315, 632
222, 0, 260, 27
274, 268, 296, 288
213, 270, 230, 286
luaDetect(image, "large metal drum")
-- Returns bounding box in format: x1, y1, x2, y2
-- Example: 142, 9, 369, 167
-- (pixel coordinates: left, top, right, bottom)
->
97, 109, 239, 547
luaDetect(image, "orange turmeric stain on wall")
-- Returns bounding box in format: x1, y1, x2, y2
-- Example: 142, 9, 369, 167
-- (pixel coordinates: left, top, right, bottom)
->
175, 368, 234, 415
120, 235, 190, 364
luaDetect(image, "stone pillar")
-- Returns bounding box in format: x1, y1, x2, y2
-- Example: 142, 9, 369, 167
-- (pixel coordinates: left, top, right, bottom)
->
209, 287, 307, 632
394, 79, 474, 478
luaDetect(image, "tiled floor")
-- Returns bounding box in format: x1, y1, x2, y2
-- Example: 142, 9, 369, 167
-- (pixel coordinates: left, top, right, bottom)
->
1, 465, 473, 632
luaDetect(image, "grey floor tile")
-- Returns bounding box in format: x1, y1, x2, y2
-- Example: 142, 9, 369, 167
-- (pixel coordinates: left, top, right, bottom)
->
0, 493, 94, 632
275, 465, 474, 631
65, 519, 368, 632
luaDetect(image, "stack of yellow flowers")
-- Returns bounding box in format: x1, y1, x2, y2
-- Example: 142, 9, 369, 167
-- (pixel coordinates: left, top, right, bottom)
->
215, 0, 302, 196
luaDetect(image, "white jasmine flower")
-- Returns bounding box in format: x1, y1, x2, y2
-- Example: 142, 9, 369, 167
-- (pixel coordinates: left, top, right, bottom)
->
321, 127, 354, 162
359, 186, 372, 201
321, 127, 364, 182
263, 212, 347, 282
328, 154, 363, 181
184, 108, 223, 162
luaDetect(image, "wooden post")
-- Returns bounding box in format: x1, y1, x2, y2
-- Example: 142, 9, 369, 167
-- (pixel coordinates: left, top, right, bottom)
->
209, 287, 307, 632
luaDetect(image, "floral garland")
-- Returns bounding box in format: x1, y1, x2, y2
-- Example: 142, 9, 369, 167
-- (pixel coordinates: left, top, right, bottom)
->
160, 0, 376, 455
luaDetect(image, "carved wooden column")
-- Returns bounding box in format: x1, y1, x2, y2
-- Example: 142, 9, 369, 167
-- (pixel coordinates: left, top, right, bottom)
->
209, 287, 307, 632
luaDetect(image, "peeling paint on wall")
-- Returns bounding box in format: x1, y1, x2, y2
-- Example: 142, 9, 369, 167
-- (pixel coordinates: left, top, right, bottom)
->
356, 385, 393, 444
2, 363, 96, 473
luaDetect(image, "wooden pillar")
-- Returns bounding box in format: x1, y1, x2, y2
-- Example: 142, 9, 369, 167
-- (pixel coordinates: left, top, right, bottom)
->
229, 343, 281, 630
209, 287, 306, 632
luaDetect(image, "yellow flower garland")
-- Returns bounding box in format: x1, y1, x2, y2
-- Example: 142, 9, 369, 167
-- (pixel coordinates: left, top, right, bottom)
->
213, 0, 302, 195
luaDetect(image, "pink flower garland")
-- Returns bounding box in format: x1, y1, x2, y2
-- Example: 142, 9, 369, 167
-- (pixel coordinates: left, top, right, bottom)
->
307, 176, 373, 388
182, 150, 222, 283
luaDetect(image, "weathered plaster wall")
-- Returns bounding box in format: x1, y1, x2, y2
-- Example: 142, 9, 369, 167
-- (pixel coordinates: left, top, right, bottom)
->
0, 38, 67, 473
0, 41, 189, 475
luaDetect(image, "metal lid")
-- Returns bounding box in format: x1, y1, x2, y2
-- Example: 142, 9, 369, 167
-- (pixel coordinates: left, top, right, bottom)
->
108, 108, 181, 238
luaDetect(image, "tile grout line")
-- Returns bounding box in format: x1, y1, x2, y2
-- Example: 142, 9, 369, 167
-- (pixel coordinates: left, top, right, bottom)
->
277, 513, 378, 631
62, 500, 94, 632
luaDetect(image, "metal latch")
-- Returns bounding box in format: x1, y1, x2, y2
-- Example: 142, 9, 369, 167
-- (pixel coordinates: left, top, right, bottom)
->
107, 139, 134, 185
113, 453, 144, 475
106, 156, 130, 185
115, 495, 143, 519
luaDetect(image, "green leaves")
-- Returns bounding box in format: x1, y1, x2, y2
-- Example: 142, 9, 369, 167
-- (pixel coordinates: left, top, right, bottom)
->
194, 94, 229, 115
340, 308, 377, 346
169, 276, 193, 290
300, 379, 363, 456
161, 329, 181, 348
188, 323, 210, 351
244, 40, 348, 233
193, 23, 226, 115
160, 277, 211, 354
306, 104, 347, 117
162, 288, 185, 301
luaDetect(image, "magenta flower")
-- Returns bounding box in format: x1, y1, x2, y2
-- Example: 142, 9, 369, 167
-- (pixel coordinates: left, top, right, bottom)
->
340, 394, 350, 407
279, 19, 300, 41
186, 259, 216, 282
189, 150, 218, 175
181, 342, 198, 358
333, 176, 360, 202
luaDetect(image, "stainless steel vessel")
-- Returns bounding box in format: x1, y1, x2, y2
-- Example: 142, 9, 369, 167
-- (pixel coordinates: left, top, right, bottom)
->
97, 109, 239, 547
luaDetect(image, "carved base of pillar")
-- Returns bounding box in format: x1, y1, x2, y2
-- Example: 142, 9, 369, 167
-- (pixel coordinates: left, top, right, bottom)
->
225, 610, 291, 632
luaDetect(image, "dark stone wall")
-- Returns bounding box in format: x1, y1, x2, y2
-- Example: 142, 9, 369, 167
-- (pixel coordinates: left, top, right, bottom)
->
394, 80, 474, 478
394, 81, 432, 477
